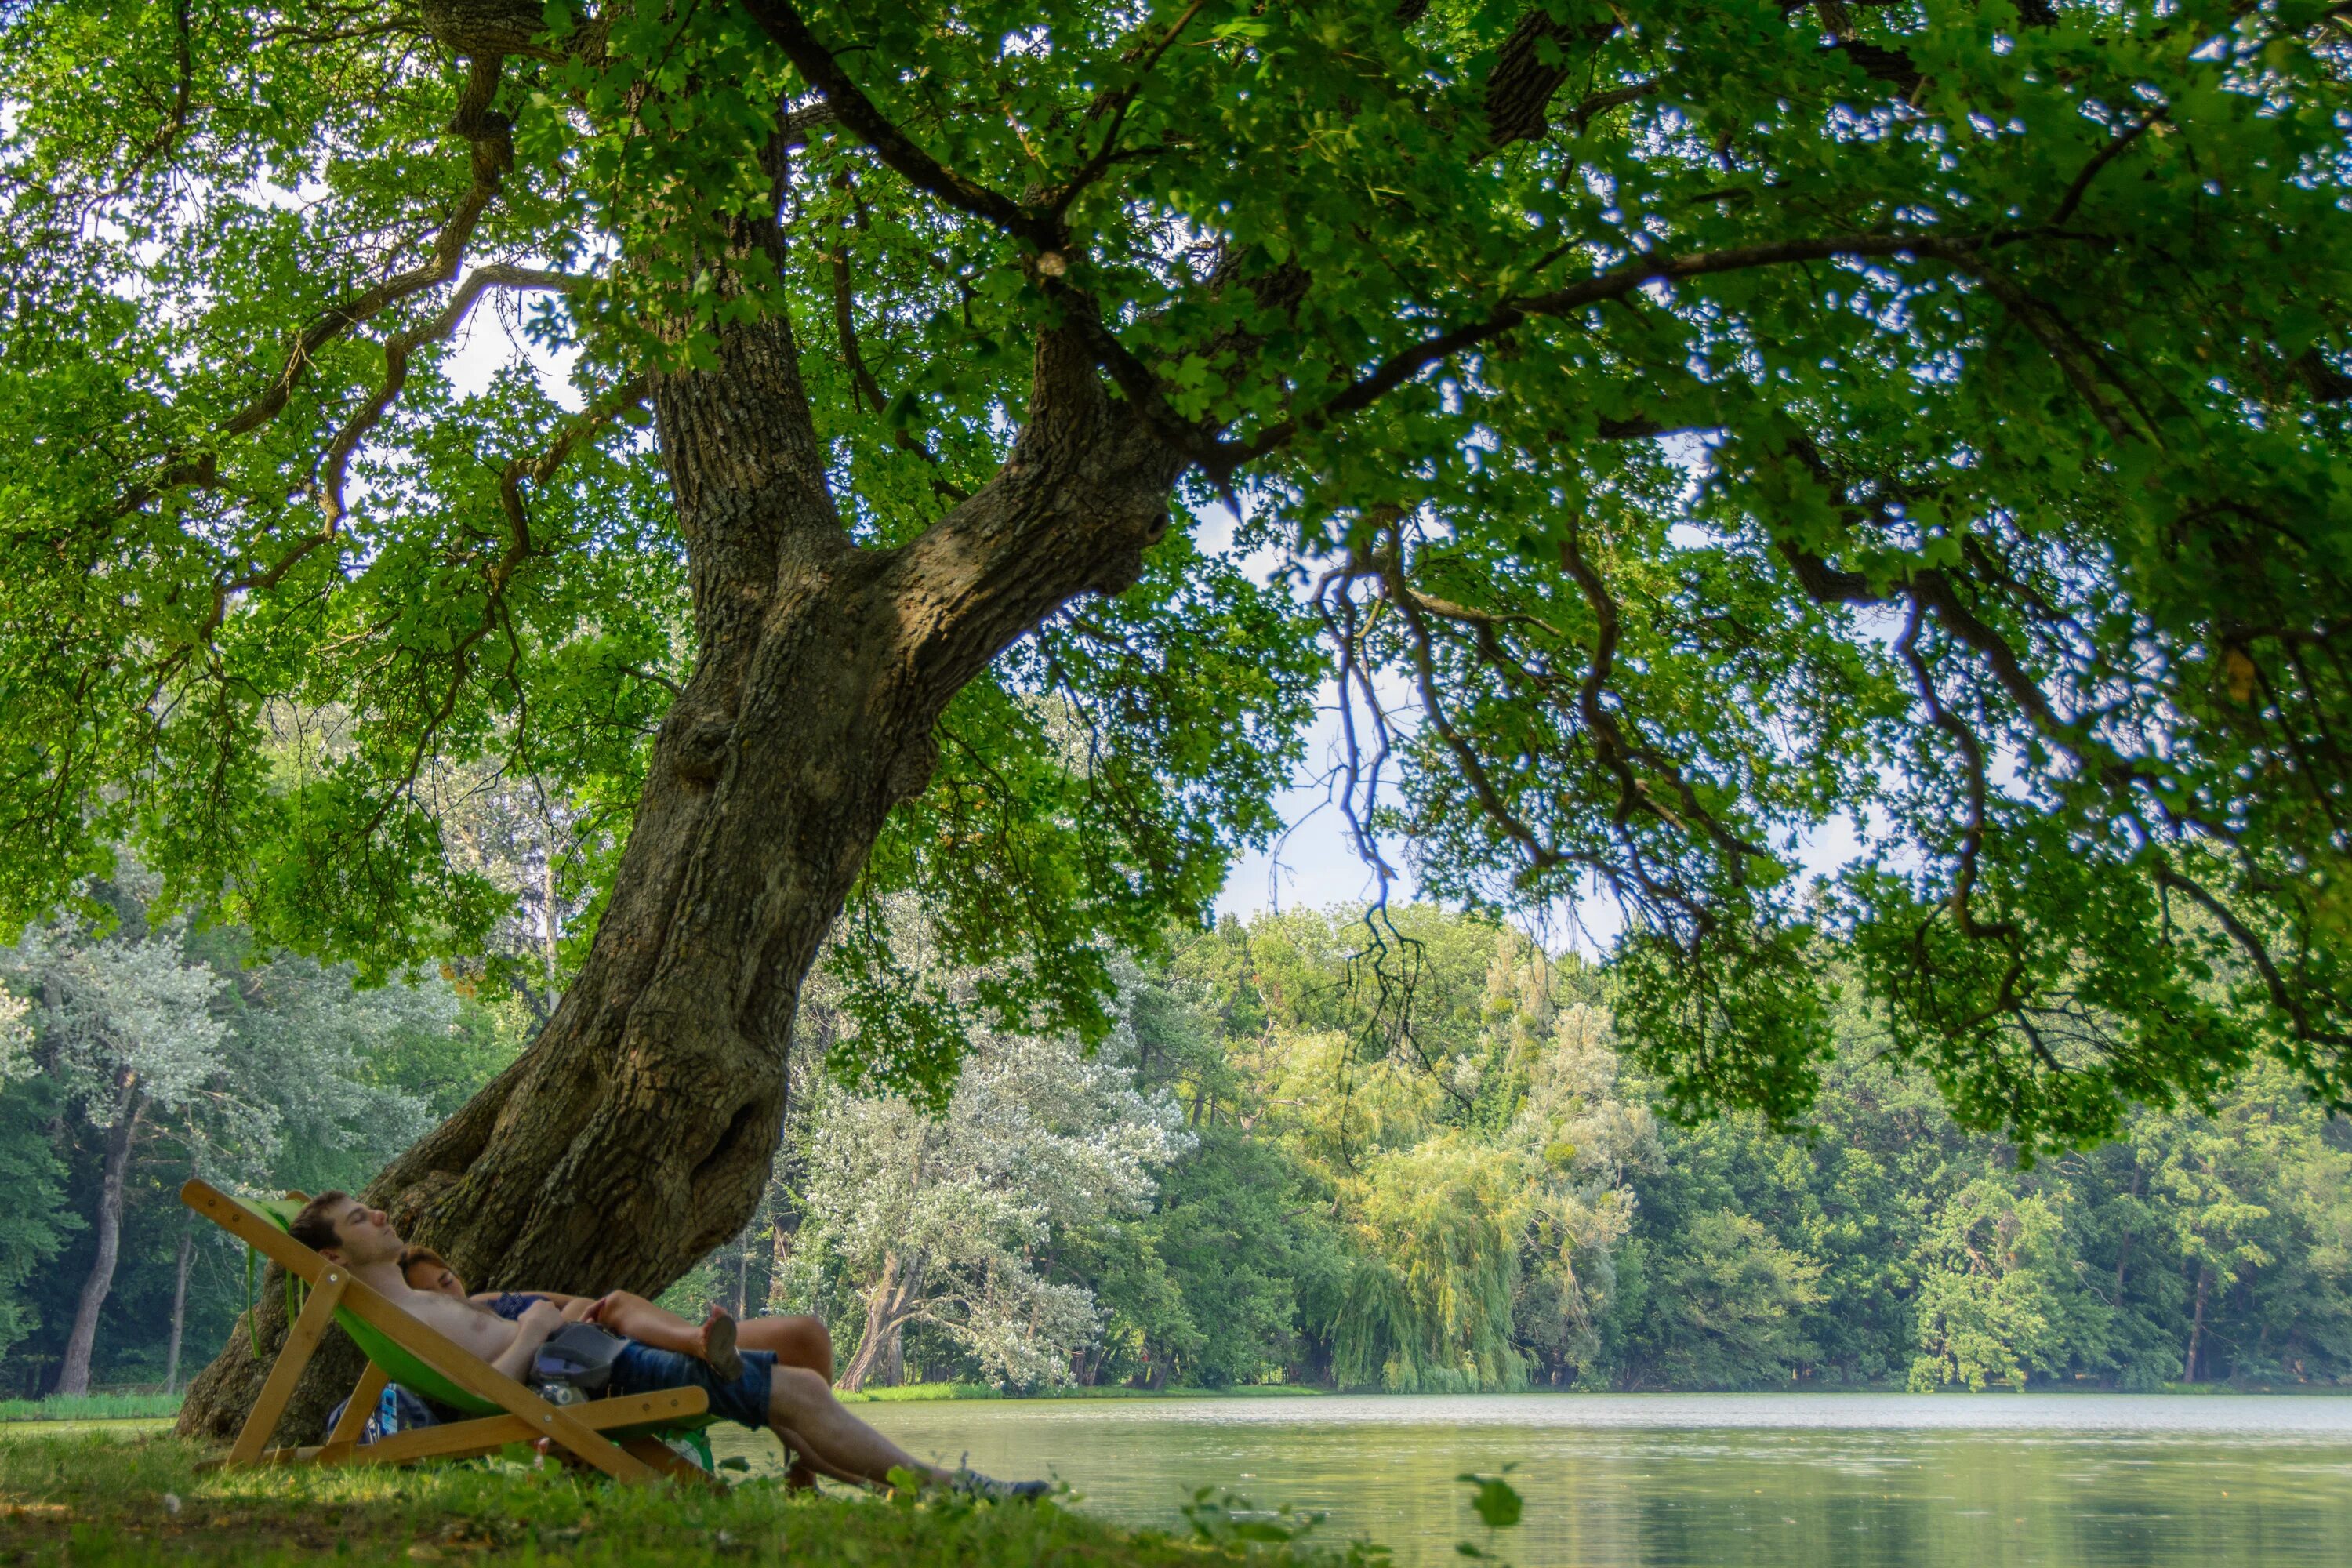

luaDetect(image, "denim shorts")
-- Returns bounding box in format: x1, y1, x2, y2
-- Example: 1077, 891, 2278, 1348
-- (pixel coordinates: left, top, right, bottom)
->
606, 1341, 775, 1431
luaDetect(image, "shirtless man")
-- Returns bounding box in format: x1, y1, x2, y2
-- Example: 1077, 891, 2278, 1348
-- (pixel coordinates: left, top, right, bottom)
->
289, 1191, 1042, 1496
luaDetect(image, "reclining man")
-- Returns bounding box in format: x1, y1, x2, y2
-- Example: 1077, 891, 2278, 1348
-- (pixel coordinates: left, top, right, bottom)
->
289, 1191, 1042, 1497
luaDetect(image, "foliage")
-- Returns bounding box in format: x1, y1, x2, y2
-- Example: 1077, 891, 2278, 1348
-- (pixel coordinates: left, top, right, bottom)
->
1906, 1181, 2082, 1391
0, 1430, 1342, 1566
1613, 1211, 1825, 1391
753, 904, 2352, 1395
0, 1076, 75, 1371
0, 889, 523, 1396
1, 896, 2347, 1399
782, 955, 1189, 1388
1607, 1044, 2352, 1392
1, 0, 2344, 1141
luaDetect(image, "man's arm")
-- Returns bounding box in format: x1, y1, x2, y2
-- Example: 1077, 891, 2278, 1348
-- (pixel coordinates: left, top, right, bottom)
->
489, 1300, 567, 1383
469, 1289, 586, 1308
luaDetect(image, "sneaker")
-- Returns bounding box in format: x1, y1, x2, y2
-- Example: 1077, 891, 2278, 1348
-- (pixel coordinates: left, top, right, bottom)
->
699, 1307, 743, 1382
950, 1470, 1051, 1503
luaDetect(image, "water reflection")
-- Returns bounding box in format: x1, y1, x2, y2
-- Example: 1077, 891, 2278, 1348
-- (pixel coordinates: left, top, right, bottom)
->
712, 1393, 2352, 1566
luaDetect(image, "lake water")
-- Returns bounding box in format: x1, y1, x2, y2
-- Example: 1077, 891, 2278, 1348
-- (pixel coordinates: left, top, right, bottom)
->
716, 1392, 2352, 1566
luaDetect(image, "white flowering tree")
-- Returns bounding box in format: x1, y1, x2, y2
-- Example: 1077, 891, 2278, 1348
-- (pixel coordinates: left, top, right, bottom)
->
3, 885, 452, 1396
786, 995, 1189, 1391
7, 915, 231, 1396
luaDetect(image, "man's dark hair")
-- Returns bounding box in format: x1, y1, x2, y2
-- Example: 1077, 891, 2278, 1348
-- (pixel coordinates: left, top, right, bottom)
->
288, 1190, 351, 1254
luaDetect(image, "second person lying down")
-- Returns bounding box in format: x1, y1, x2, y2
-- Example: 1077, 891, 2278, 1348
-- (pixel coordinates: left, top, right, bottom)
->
396, 1245, 829, 1387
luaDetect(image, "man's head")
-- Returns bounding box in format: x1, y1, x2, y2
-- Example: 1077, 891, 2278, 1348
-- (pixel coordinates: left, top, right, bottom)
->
398, 1247, 467, 1299
288, 1191, 403, 1268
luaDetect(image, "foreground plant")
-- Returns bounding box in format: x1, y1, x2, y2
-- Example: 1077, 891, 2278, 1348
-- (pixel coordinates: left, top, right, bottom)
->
0, 1, 2343, 1432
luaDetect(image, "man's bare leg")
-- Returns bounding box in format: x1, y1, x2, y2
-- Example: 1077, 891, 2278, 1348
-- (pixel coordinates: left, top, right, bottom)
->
739, 1315, 833, 1377
764, 1364, 952, 1488
590, 1294, 829, 1488
742, 1316, 830, 1486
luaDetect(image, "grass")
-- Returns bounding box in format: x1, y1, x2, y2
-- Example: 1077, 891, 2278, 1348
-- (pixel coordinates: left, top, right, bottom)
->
0, 1428, 1370, 1566
0, 1381, 1316, 1426
840, 1382, 1325, 1404
0, 1392, 185, 1424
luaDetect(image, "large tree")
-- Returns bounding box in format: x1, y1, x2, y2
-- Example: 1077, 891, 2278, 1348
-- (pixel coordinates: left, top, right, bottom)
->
0, 1, 2344, 1433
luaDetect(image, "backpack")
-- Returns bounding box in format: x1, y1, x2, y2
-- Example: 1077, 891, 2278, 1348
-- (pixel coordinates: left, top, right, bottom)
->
322, 1381, 445, 1444
531, 1322, 630, 1396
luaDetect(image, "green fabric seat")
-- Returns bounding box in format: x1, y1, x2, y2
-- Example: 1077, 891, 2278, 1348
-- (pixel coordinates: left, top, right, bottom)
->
238, 1195, 714, 1466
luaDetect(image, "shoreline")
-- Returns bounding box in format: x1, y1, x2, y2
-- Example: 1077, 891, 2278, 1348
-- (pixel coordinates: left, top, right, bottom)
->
9, 1379, 2350, 1428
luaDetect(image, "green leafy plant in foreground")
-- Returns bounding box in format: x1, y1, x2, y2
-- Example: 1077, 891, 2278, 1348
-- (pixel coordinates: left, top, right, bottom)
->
1454, 1468, 1527, 1563
1179, 1486, 1390, 1566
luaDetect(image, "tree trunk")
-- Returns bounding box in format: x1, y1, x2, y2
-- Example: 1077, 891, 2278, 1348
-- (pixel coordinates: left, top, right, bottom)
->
176, 266, 1178, 1436
539, 852, 561, 985
55, 1083, 142, 1398
2114, 1164, 2142, 1301
2183, 1264, 2212, 1382
163, 1220, 194, 1395
840, 1250, 926, 1392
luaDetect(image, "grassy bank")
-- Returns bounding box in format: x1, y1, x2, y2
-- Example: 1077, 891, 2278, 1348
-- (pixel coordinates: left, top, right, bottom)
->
0, 1384, 1318, 1423
0, 1429, 1363, 1566
0, 1392, 184, 1423
841, 1382, 1325, 1404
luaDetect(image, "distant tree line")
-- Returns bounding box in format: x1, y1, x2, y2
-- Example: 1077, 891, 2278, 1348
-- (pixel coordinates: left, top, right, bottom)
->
5, 898, 2345, 1398
756, 906, 2352, 1395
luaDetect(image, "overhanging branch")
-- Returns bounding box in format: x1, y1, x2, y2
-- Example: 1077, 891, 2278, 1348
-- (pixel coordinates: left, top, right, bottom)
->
111, 53, 521, 522
740, 0, 1062, 253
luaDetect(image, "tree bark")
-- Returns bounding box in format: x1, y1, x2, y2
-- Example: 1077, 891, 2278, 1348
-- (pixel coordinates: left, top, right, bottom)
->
2113, 1163, 2142, 1302
163, 1219, 194, 1395
539, 853, 560, 985
840, 1250, 926, 1392
56, 1083, 141, 1398
179, 288, 1178, 1437
2183, 1264, 2212, 1382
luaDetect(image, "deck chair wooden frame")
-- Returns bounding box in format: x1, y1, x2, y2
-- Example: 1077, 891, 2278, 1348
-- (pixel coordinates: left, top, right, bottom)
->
181, 1179, 713, 1484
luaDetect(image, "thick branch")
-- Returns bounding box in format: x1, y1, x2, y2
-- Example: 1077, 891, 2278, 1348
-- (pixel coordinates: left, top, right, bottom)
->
1484, 12, 1618, 150
2155, 863, 2351, 1051
1220, 233, 1976, 475
740, 1, 1062, 252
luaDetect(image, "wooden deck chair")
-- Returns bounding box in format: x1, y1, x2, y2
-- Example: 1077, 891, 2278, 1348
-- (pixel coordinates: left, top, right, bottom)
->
180, 1178, 717, 1484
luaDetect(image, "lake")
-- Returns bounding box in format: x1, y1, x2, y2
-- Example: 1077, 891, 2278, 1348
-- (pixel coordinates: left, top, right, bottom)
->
717, 1392, 2352, 1566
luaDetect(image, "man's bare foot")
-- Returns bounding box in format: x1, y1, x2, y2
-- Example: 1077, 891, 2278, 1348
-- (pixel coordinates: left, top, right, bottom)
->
699, 1305, 743, 1381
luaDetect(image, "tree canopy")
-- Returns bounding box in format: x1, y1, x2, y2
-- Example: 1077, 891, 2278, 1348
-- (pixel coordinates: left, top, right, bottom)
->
2, 0, 2348, 1152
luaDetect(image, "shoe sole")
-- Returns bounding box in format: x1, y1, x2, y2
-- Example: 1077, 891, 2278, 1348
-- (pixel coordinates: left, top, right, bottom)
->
704, 1312, 743, 1382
